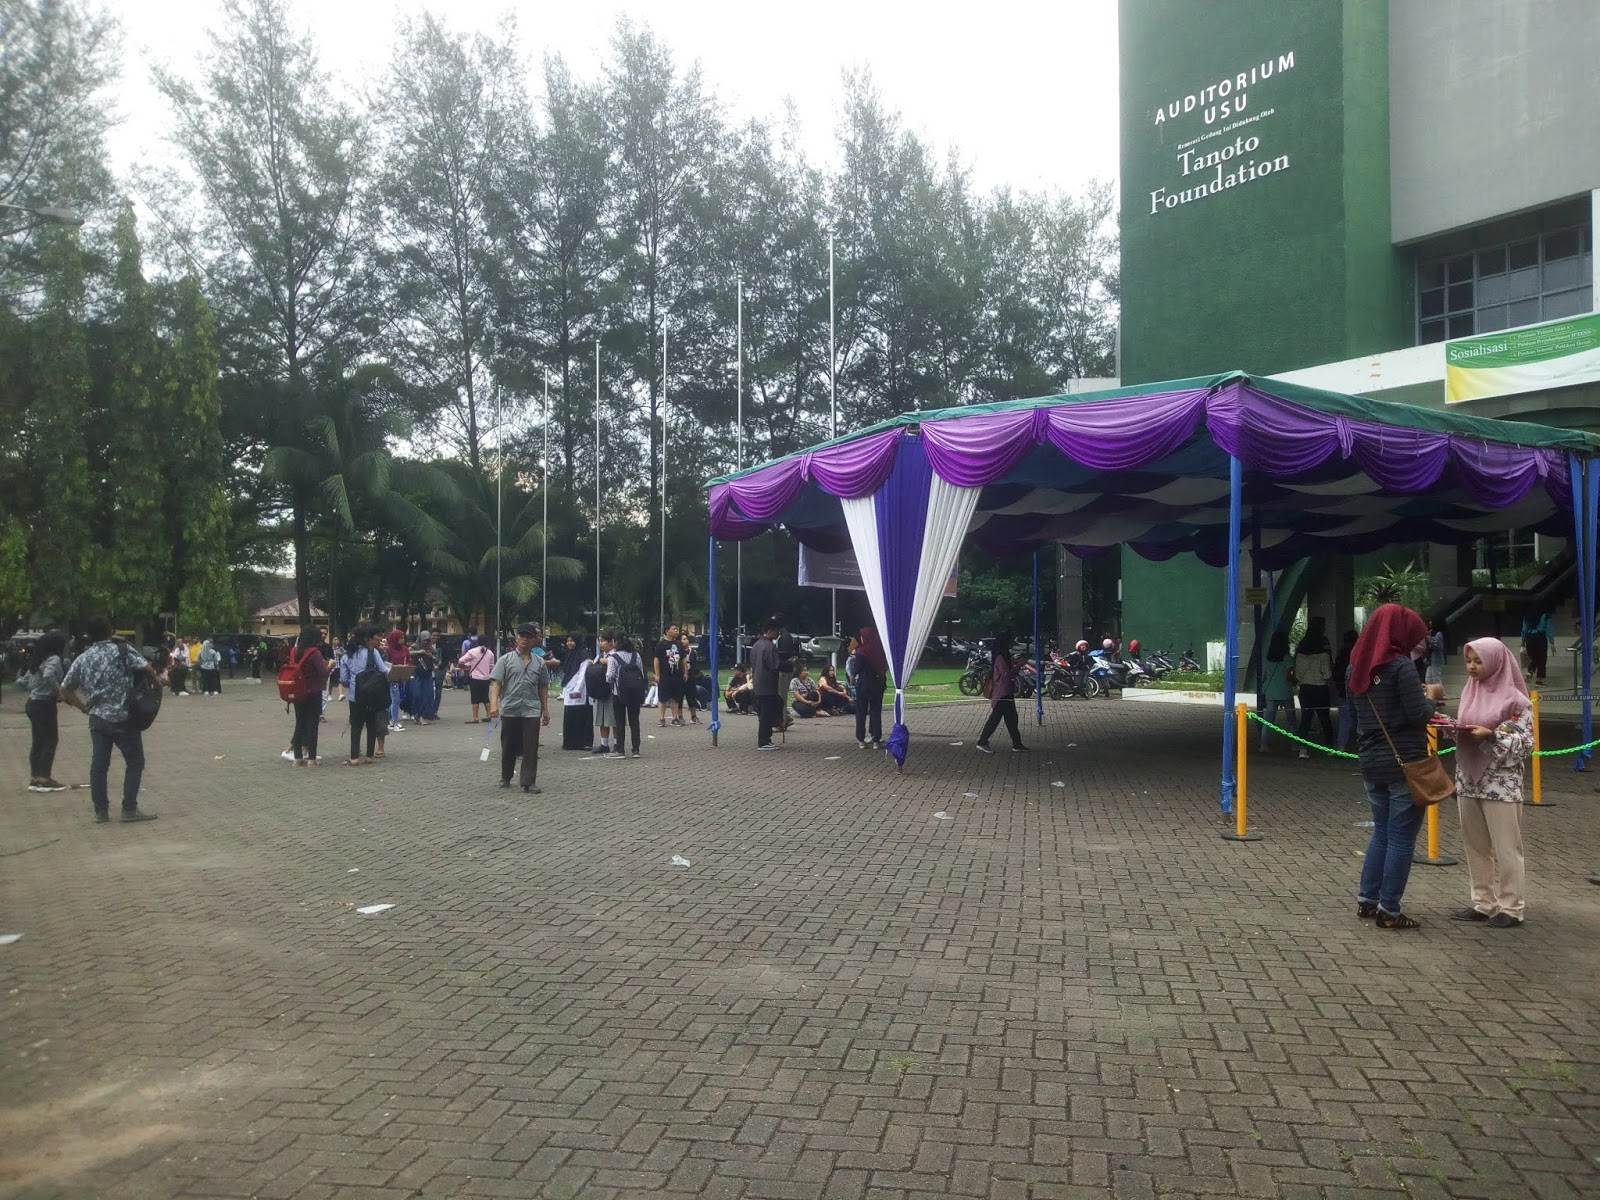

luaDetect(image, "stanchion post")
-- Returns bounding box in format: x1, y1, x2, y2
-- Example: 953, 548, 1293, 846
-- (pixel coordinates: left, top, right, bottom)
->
1524, 690, 1552, 806
1418, 724, 1458, 866
1222, 702, 1263, 842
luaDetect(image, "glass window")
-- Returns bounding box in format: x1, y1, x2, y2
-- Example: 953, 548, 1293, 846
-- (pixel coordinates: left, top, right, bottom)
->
1420, 320, 1447, 344
1477, 274, 1508, 305
1477, 305, 1509, 332
1545, 228, 1581, 260
1448, 314, 1475, 338
1448, 255, 1475, 283
1419, 289, 1445, 318
1507, 267, 1540, 299
1477, 247, 1507, 276
1542, 289, 1590, 320
1447, 282, 1473, 310
1509, 239, 1539, 269
1507, 298, 1540, 327
1419, 261, 1446, 289
1544, 256, 1586, 290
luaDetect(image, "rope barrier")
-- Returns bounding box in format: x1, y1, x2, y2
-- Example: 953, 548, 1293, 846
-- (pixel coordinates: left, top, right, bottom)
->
1245, 710, 1600, 759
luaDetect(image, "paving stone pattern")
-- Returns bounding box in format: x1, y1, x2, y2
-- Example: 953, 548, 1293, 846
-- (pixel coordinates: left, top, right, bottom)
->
1, 683, 1598, 1199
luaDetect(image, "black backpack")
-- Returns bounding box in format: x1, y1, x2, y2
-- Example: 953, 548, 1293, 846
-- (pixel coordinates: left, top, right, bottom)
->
354, 650, 390, 711
616, 653, 647, 706
117, 642, 163, 731
585, 659, 611, 700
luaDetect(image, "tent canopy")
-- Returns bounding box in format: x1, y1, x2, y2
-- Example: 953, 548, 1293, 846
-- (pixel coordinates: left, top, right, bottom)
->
708, 372, 1600, 568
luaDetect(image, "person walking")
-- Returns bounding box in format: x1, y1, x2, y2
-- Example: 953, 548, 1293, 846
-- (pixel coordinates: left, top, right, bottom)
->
1450, 637, 1534, 928
384, 629, 411, 732
60, 616, 160, 823
975, 635, 1028, 754
1519, 610, 1553, 685
1293, 618, 1335, 758
679, 631, 704, 723
606, 629, 648, 758
341, 626, 390, 764
197, 638, 223, 695
169, 636, 191, 697
853, 625, 888, 749
459, 637, 495, 723
286, 626, 329, 766
410, 631, 439, 725
1257, 631, 1296, 753
489, 622, 551, 793
1349, 604, 1434, 930
23, 630, 68, 793
588, 631, 615, 755
751, 618, 782, 750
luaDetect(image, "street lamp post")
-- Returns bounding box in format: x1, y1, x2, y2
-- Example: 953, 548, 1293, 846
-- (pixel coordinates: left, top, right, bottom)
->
0, 200, 84, 235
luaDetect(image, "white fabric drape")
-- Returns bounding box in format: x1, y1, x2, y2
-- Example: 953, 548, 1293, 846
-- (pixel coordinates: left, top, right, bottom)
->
902, 477, 981, 695
841, 495, 893, 676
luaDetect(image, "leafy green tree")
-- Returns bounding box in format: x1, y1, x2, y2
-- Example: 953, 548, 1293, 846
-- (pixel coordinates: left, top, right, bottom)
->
100, 203, 168, 625
27, 225, 96, 624
373, 14, 516, 472
155, 0, 372, 622
167, 275, 237, 630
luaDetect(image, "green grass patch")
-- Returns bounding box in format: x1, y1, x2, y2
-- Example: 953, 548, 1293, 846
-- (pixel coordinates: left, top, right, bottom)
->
1144, 671, 1224, 693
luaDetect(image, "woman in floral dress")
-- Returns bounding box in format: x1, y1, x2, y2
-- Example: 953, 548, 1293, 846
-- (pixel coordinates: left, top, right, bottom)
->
1450, 637, 1533, 928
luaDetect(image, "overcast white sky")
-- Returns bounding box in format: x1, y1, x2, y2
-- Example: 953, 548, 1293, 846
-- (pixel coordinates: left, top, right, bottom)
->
104, 0, 1121, 198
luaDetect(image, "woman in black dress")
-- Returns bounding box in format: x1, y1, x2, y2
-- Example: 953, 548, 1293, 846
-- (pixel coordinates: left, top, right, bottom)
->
559, 632, 593, 751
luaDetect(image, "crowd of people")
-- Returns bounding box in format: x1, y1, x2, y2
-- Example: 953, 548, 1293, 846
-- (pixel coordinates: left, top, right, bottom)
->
7, 601, 1543, 934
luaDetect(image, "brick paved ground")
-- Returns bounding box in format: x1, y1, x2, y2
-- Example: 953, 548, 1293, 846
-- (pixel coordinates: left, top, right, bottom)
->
2, 682, 1598, 1200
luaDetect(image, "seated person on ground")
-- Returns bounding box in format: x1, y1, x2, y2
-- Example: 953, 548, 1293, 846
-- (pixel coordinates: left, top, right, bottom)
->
816, 663, 855, 714
725, 666, 753, 713
789, 665, 827, 718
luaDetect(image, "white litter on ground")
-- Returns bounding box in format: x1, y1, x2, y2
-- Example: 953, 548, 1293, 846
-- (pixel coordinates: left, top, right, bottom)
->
1051, 780, 1066, 788
348, 868, 359, 874
962, 791, 978, 798
670, 855, 692, 868
0, 934, 21, 945
355, 904, 395, 915
948, 741, 963, 746
825, 756, 841, 761
1353, 820, 1375, 828
933, 811, 953, 820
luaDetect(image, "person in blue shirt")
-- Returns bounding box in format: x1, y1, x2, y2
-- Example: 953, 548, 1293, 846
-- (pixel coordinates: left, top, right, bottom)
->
339, 626, 390, 764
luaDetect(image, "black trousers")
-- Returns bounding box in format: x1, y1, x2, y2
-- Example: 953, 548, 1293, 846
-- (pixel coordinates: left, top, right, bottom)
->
349, 704, 384, 759
755, 693, 782, 746
1526, 632, 1548, 679
169, 665, 188, 695
500, 716, 542, 785
200, 668, 222, 694
855, 674, 886, 744
612, 700, 642, 752
979, 698, 1023, 748
1296, 685, 1334, 743
26, 697, 59, 779
291, 697, 320, 761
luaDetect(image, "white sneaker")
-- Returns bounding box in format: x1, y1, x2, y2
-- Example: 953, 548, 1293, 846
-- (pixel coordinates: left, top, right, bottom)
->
1297, 749, 1310, 760
389, 723, 405, 733
279, 750, 294, 761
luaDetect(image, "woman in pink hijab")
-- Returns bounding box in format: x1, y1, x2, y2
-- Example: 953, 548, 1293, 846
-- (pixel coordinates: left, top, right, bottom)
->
1450, 637, 1533, 928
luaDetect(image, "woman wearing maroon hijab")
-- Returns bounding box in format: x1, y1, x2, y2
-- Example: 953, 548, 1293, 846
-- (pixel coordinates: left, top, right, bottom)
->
1349, 604, 1435, 930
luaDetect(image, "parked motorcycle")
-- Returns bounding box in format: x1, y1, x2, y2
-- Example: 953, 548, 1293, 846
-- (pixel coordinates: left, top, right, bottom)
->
1088, 649, 1150, 690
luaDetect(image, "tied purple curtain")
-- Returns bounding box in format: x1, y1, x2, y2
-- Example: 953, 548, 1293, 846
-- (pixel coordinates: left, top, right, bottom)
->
875, 438, 933, 768
711, 428, 901, 536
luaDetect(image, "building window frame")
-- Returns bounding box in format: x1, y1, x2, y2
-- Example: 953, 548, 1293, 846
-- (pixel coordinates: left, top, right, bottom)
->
1417, 222, 1593, 345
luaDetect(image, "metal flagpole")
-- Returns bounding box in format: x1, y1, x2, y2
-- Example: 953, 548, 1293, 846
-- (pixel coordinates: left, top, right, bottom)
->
542, 370, 549, 636
660, 317, 668, 638
829, 233, 838, 663
595, 341, 601, 635
735, 278, 743, 663
495, 383, 502, 650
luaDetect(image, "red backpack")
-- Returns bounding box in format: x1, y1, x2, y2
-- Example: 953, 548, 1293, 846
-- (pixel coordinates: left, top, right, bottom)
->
277, 648, 315, 703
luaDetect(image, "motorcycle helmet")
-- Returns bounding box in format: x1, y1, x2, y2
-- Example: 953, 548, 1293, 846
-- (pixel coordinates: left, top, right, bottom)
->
1128, 639, 1140, 656
1075, 640, 1088, 652
1101, 638, 1115, 652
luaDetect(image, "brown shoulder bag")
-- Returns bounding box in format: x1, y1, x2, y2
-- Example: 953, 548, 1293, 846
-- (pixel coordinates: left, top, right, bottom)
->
1365, 692, 1455, 807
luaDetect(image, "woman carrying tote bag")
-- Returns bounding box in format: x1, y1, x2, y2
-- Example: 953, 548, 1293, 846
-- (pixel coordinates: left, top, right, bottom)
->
1348, 604, 1436, 930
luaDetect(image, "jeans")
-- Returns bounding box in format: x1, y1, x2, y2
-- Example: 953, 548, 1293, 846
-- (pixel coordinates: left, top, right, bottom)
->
979, 698, 1023, 748
291, 697, 320, 761
1359, 778, 1424, 915
1336, 694, 1355, 750
390, 681, 406, 724
26, 697, 59, 779
408, 676, 435, 720
89, 718, 145, 816
1259, 698, 1295, 750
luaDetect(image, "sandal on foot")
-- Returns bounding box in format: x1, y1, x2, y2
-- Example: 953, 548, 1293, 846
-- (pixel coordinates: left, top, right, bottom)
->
1374, 910, 1421, 930
1357, 902, 1379, 919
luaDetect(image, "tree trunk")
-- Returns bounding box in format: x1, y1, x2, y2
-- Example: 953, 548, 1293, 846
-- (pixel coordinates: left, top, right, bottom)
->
293, 500, 312, 625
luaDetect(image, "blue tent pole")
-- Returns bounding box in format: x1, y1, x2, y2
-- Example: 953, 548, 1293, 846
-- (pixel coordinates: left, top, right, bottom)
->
1221, 454, 1243, 815
1032, 549, 1044, 725
1251, 509, 1262, 710
1582, 456, 1597, 770
708, 534, 721, 748
1571, 454, 1589, 771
